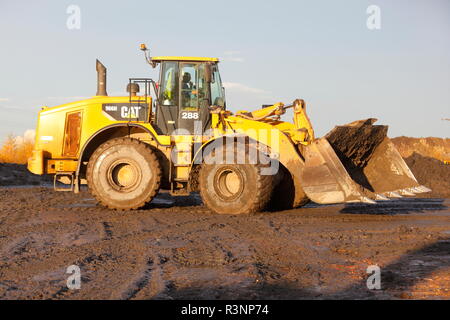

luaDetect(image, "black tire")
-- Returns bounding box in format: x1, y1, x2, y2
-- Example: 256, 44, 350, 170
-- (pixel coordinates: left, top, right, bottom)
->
199, 148, 274, 214
86, 138, 162, 210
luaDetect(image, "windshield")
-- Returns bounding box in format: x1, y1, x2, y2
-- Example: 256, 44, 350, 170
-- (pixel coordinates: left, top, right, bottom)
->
210, 64, 225, 108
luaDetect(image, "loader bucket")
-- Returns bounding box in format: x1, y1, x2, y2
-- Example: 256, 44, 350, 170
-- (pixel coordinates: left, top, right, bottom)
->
300, 119, 430, 204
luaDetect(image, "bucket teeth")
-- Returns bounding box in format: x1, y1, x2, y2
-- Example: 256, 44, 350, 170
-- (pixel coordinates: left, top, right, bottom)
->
408, 187, 421, 193
398, 189, 415, 196
410, 185, 432, 193
384, 191, 402, 198
417, 185, 432, 193
360, 196, 376, 204
375, 194, 389, 201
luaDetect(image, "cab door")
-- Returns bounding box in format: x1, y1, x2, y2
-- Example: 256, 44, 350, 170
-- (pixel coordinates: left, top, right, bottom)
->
155, 61, 179, 135
177, 62, 210, 134
155, 61, 212, 135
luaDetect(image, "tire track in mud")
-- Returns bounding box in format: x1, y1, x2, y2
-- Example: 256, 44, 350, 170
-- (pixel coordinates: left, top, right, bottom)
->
1, 210, 223, 299
120, 257, 155, 300
117, 254, 171, 300
0, 205, 214, 257
52, 286, 70, 299
1, 215, 209, 268
101, 222, 113, 240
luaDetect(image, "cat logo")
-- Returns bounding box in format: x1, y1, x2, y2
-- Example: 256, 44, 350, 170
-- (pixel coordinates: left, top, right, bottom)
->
102, 103, 148, 121
121, 106, 141, 119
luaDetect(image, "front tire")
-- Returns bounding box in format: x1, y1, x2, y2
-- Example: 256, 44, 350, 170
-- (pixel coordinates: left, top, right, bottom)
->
86, 138, 162, 210
199, 150, 274, 214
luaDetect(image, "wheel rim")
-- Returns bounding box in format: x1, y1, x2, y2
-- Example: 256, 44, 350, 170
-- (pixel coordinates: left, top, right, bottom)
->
107, 160, 141, 192
214, 167, 244, 201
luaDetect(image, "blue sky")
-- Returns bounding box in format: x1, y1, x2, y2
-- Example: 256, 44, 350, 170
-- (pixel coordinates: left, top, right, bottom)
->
0, 0, 449, 142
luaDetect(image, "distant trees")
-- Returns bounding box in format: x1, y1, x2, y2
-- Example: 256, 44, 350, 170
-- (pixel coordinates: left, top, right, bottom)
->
0, 134, 34, 164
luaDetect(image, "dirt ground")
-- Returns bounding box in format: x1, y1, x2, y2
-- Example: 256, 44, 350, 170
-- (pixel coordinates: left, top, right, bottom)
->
0, 188, 449, 300
0, 153, 449, 300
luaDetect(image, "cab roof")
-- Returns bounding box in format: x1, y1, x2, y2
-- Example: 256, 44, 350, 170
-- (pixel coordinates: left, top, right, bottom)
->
151, 56, 219, 62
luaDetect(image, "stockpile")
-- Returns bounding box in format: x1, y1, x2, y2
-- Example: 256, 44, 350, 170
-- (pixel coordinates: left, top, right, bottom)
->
404, 153, 450, 198
392, 136, 450, 163
391, 137, 449, 198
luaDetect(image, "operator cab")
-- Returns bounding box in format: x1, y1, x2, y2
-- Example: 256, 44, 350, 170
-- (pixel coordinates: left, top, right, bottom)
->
150, 56, 226, 135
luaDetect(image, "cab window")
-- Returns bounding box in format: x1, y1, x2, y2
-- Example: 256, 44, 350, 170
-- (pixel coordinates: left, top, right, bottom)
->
210, 65, 225, 108
159, 62, 178, 106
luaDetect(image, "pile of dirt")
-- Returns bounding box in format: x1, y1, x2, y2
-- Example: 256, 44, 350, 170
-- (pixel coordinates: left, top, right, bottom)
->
0, 163, 52, 186
392, 136, 450, 162
327, 123, 388, 168
390, 136, 449, 198
404, 153, 450, 198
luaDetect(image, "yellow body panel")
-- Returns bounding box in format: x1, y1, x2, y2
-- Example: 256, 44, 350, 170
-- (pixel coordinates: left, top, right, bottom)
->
29, 96, 173, 173
28, 150, 44, 175
46, 159, 78, 174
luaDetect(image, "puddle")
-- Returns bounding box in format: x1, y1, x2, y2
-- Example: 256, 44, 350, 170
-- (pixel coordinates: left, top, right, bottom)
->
303, 202, 340, 208
151, 198, 175, 205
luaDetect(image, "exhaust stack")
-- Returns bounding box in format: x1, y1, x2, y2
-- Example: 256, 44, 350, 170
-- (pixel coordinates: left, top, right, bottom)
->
96, 59, 107, 96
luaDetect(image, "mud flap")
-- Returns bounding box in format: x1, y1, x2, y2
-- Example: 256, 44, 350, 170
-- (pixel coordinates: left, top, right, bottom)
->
300, 119, 430, 204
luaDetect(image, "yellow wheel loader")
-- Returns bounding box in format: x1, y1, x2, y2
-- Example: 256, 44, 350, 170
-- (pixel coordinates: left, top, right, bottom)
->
27, 44, 430, 214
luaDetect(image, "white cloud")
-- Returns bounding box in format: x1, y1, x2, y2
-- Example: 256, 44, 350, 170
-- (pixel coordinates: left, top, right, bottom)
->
222, 51, 244, 63
14, 129, 35, 146
222, 57, 245, 63
223, 82, 268, 94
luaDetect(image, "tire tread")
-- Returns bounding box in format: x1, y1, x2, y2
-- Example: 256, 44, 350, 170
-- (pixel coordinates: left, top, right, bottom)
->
86, 137, 162, 210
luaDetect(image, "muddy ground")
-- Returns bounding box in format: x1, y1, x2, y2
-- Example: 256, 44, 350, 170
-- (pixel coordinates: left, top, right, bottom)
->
0, 155, 449, 300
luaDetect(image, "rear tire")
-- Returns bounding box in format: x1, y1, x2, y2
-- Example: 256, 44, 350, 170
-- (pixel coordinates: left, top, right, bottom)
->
86, 138, 161, 210
199, 148, 274, 214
